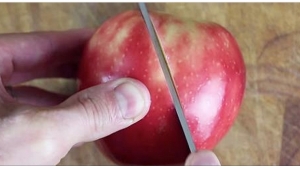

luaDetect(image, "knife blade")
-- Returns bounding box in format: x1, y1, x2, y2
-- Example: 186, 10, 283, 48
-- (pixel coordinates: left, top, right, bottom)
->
138, 2, 196, 153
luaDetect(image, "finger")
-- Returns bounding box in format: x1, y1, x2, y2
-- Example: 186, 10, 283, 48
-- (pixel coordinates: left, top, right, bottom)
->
185, 150, 221, 166
0, 29, 95, 85
7, 63, 77, 85
51, 78, 151, 146
0, 78, 150, 165
6, 86, 68, 106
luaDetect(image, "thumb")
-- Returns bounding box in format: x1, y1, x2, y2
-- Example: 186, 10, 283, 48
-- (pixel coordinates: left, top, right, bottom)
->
55, 78, 151, 146
185, 150, 221, 166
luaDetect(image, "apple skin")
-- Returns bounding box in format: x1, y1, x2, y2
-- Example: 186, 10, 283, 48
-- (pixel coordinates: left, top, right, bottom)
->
78, 10, 246, 165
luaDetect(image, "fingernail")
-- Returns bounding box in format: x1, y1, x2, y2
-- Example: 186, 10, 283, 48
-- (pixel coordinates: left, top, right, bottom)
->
114, 81, 147, 119
185, 151, 221, 166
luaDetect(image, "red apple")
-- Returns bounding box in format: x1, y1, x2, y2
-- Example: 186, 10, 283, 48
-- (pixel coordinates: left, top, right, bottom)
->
78, 10, 246, 165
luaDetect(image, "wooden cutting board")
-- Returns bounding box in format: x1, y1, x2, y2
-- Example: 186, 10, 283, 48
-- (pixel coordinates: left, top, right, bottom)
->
0, 3, 299, 166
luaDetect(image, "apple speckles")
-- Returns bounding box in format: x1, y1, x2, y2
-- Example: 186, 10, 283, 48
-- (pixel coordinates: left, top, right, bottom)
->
224, 101, 228, 106
224, 41, 229, 48
112, 57, 124, 69
186, 118, 190, 125
233, 105, 238, 112
183, 93, 188, 100
217, 31, 231, 49
157, 116, 167, 134
235, 70, 242, 75
159, 107, 163, 112
110, 65, 114, 70
171, 48, 175, 53
191, 97, 195, 103
219, 70, 226, 77
157, 88, 162, 92
230, 98, 234, 104
211, 37, 216, 43
191, 64, 196, 69
177, 59, 183, 64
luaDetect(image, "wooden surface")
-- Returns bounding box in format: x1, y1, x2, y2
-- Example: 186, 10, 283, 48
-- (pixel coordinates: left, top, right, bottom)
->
0, 3, 299, 166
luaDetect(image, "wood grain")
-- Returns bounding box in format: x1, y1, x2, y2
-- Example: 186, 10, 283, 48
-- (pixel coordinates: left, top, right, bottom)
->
0, 3, 300, 165
281, 97, 300, 165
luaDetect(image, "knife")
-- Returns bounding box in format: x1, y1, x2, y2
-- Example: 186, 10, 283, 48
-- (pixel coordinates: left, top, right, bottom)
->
138, 2, 196, 153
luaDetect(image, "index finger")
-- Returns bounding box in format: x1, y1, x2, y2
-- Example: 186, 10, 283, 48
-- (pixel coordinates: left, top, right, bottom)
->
0, 29, 95, 84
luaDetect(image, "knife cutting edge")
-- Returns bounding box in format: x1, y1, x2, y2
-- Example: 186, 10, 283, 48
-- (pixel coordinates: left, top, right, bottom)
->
138, 2, 197, 153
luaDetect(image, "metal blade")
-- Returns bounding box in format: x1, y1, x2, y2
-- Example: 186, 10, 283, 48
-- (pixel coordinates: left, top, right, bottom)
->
138, 2, 196, 153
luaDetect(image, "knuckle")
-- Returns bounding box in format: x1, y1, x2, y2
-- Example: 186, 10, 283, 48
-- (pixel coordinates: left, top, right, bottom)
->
76, 91, 121, 134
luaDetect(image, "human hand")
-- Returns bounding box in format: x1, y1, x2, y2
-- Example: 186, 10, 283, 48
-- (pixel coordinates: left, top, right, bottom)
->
0, 29, 151, 165
185, 150, 221, 166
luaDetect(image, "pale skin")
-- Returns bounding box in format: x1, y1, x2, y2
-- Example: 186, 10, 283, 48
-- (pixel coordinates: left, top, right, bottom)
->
0, 29, 220, 166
